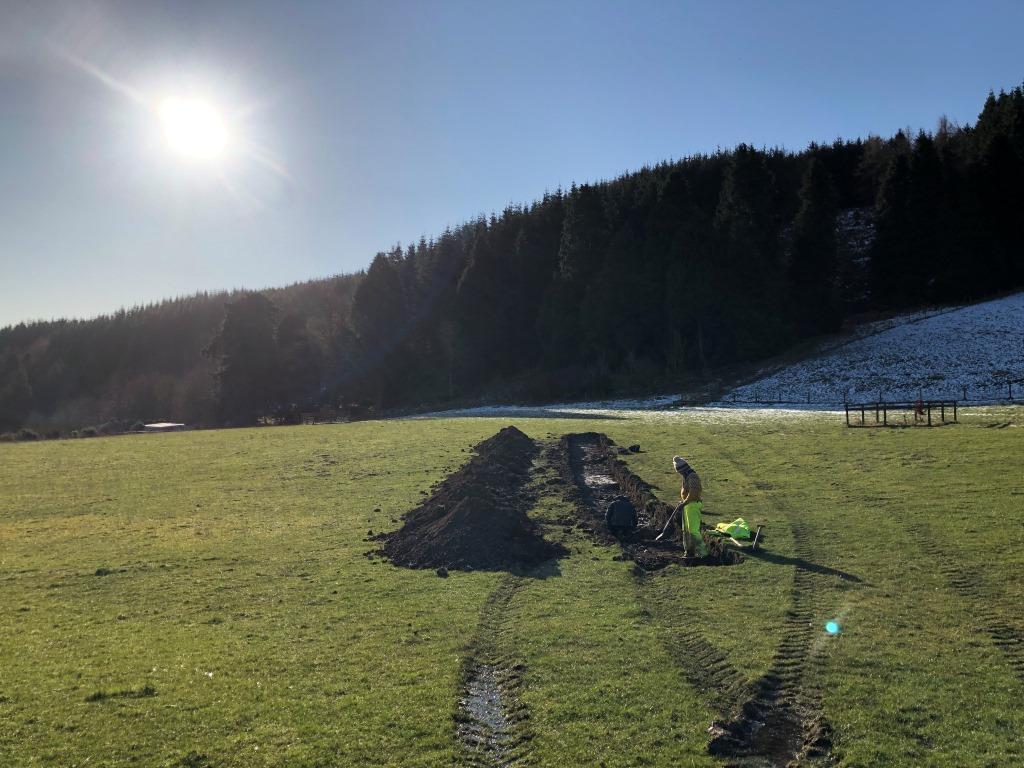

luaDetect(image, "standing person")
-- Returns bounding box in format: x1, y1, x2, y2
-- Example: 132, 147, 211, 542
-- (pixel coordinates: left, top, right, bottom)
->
656, 455, 708, 557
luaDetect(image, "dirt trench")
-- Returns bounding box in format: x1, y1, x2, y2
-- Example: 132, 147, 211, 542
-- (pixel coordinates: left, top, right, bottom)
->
556, 432, 743, 571
556, 433, 768, 757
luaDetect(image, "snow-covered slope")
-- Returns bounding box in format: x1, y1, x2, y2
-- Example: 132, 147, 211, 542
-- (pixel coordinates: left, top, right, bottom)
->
719, 292, 1024, 405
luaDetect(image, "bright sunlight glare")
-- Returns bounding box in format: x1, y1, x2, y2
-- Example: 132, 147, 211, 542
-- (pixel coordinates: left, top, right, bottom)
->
158, 97, 229, 160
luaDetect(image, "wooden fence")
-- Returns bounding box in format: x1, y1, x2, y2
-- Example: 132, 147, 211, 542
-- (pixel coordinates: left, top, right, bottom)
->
844, 400, 958, 428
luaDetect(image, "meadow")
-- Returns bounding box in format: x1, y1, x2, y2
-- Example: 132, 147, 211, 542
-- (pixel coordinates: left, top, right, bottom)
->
1, 407, 1022, 767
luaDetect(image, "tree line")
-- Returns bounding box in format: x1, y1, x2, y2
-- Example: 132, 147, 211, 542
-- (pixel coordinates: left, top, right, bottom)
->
2, 86, 1022, 432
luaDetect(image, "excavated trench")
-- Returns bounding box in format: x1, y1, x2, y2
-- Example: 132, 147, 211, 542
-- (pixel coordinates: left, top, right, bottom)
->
559, 433, 834, 767
375, 426, 567, 766
558, 432, 743, 571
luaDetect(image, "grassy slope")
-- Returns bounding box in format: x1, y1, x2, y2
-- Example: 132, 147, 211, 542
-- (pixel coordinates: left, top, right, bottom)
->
1, 409, 1022, 766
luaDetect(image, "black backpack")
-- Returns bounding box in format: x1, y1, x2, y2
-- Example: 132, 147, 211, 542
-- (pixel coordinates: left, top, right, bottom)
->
605, 496, 637, 530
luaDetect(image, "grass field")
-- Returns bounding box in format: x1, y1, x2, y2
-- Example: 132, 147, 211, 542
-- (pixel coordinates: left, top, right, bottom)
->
2, 407, 1023, 767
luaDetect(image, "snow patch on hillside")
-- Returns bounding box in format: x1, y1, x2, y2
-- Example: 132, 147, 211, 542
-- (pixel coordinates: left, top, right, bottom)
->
718, 292, 1024, 405
414, 396, 841, 424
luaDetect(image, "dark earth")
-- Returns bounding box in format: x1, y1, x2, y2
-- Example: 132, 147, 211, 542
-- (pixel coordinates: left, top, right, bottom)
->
379, 426, 566, 571
557, 432, 744, 572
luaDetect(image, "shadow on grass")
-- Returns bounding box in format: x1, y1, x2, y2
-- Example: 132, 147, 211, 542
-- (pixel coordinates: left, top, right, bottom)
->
515, 558, 562, 580
746, 548, 866, 584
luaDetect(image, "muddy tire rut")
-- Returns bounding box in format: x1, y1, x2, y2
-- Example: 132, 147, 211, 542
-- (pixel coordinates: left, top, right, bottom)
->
456, 575, 532, 767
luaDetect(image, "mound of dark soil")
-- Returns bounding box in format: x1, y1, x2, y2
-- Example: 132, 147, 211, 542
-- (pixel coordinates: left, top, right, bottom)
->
381, 426, 566, 571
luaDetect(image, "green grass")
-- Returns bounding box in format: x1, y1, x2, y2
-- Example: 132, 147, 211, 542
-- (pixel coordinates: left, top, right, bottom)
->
1, 408, 1023, 766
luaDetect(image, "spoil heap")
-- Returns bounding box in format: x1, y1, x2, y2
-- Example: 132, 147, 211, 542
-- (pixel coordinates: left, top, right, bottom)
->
382, 426, 565, 571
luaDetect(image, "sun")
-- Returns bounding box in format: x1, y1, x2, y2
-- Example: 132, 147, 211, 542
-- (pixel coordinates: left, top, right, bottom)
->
158, 97, 229, 160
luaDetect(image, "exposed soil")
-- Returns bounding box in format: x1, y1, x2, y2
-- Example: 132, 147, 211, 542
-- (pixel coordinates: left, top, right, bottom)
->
456, 576, 532, 767
380, 426, 566, 571
557, 432, 744, 571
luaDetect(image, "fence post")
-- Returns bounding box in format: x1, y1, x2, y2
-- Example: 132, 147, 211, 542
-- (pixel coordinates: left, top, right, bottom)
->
883, 403, 887, 425
954, 401, 957, 423
941, 402, 945, 422
860, 405, 865, 425
1010, 381, 1014, 401
962, 385, 967, 401
845, 403, 850, 427
927, 403, 932, 427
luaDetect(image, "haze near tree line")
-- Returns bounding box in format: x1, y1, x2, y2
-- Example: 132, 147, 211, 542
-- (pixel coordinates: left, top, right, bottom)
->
1, 0, 1023, 329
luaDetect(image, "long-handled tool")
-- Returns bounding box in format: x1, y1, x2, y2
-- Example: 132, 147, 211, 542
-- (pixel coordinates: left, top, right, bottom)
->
653, 503, 680, 542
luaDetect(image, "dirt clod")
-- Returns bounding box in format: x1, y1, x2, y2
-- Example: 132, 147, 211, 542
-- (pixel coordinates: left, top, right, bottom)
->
381, 426, 566, 572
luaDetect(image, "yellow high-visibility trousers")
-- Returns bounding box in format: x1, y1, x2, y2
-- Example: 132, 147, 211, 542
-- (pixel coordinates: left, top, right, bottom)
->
677, 500, 707, 557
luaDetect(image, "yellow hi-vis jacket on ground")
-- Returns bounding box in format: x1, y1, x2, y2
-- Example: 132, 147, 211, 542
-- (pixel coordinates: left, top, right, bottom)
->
714, 518, 751, 539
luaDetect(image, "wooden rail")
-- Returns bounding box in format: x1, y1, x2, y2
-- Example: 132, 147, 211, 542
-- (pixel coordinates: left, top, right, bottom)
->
845, 400, 958, 427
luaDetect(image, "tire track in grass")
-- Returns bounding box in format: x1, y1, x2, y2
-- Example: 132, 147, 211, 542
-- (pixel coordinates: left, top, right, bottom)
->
704, 450, 837, 767
662, 625, 752, 719
917, 538, 1024, 683
456, 574, 533, 768
558, 434, 751, 722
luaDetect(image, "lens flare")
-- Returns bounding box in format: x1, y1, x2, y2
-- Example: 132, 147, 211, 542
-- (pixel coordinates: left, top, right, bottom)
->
158, 97, 229, 159
825, 620, 841, 635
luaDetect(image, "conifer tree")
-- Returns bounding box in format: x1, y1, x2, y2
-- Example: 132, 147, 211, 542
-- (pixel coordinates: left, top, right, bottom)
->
0, 352, 33, 431
714, 145, 790, 359
789, 158, 841, 335
276, 313, 323, 408
206, 293, 280, 425
349, 252, 410, 407
870, 153, 914, 308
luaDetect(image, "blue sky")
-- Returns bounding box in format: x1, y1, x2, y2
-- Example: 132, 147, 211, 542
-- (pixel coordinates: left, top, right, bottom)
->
1, 0, 1022, 328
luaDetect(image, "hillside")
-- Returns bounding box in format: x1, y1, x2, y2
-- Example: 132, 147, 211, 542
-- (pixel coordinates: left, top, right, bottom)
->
719, 292, 1024, 405
2, 85, 1024, 434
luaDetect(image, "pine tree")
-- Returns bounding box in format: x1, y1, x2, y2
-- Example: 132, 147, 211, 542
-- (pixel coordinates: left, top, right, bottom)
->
789, 158, 841, 335
206, 293, 280, 425
713, 145, 790, 359
556, 184, 609, 284
349, 252, 410, 408
276, 313, 323, 408
870, 153, 914, 308
0, 352, 33, 431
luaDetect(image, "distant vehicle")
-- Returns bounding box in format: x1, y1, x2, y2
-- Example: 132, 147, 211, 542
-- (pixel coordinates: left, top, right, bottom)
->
143, 422, 186, 432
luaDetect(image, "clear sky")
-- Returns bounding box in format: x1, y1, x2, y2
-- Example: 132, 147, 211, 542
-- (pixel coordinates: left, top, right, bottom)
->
1, 0, 1022, 328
